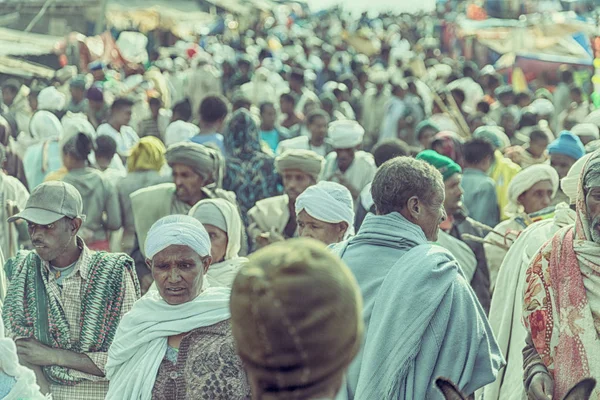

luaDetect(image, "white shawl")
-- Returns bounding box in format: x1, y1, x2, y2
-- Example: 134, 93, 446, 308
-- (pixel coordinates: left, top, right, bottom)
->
105, 287, 231, 400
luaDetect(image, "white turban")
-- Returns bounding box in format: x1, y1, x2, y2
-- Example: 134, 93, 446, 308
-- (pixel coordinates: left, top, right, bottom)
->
145, 215, 211, 260
506, 164, 559, 215
165, 121, 200, 147
37, 86, 66, 112
572, 123, 600, 141
295, 181, 355, 239
561, 153, 592, 204
29, 110, 63, 141
530, 98, 554, 116
329, 120, 365, 149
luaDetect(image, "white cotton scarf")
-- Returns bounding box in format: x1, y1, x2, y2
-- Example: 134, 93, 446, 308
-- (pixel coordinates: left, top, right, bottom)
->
105, 287, 231, 400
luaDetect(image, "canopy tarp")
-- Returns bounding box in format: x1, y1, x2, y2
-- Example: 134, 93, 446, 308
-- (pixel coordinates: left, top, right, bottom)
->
0, 27, 63, 57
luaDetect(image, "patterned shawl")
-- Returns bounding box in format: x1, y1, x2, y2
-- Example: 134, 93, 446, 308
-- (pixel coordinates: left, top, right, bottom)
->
522, 151, 600, 399
2, 250, 140, 385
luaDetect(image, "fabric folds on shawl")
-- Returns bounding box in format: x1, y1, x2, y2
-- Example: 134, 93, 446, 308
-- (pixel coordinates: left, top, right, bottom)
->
522, 153, 600, 399
332, 212, 504, 400
105, 287, 231, 400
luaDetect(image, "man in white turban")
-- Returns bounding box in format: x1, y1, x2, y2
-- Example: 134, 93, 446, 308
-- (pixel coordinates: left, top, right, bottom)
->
37, 87, 66, 114
571, 123, 600, 146
481, 154, 588, 400
248, 149, 323, 250
106, 215, 250, 400
321, 120, 377, 201
295, 181, 355, 245
484, 164, 559, 290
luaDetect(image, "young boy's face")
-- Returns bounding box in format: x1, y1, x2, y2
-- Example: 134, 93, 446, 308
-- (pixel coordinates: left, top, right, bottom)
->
528, 138, 549, 159
96, 156, 111, 171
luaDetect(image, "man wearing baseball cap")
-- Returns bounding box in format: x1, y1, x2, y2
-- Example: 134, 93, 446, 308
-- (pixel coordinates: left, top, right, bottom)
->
2, 181, 140, 399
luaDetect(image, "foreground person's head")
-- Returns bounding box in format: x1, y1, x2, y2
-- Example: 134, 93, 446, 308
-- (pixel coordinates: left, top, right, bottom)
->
372, 157, 447, 241
145, 215, 212, 305
230, 238, 363, 400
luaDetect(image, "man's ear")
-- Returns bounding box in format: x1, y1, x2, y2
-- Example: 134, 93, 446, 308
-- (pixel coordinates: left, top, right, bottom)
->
202, 256, 212, 274
407, 196, 421, 218
145, 258, 152, 269
71, 217, 83, 235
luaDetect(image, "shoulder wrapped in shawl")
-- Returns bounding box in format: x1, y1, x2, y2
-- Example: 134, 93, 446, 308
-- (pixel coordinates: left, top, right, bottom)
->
2, 250, 140, 385
523, 153, 600, 399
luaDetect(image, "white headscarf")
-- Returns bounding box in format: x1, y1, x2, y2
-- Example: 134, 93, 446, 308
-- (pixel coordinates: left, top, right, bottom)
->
37, 87, 66, 112
329, 120, 365, 149
60, 112, 96, 149
29, 111, 63, 141
164, 120, 199, 147
145, 215, 211, 260
189, 199, 243, 261
572, 123, 600, 141
506, 164, 559, 215
295, 181, 355, 239
561, 153, 592, 205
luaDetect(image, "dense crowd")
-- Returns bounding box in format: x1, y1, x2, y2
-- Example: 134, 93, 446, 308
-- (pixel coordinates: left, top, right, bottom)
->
1, 4, 600, 400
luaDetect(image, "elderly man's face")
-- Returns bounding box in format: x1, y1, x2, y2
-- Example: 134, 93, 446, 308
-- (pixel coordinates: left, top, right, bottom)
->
150, 244, 210, 305
586, 187, 600, 243
551, 154, 576, 180
518, 180, 553, 214
204, 224, 228, 264
283, 169, 314, 203
172, 164, 205, 205
418, 183, 447, 241
297, 210, 347, 245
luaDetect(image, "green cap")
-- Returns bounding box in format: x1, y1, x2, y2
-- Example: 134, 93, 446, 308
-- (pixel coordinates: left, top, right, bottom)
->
8, 181, 85, 225
416, 150, 461, 181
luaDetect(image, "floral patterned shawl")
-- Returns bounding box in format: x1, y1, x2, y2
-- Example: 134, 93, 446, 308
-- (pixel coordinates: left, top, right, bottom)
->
522, 151, 600, 399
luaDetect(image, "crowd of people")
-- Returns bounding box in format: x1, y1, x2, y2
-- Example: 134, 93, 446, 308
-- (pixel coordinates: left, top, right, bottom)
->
1, 3, 600, 400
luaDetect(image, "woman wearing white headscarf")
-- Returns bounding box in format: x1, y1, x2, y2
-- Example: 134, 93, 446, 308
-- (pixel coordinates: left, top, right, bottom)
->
106, 215, 250, 400
483, 164, 559, 290
189, 198, 247, 288
0, 311, 48, 400
22, 111, 64, 189
295, 181, 355, 245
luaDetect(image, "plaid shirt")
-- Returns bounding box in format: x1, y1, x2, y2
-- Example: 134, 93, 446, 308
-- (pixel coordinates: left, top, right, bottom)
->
40, 239, 138, 400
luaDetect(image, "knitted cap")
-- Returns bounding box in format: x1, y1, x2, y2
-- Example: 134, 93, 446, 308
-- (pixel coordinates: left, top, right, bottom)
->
548, 131, 585, 161
416, 150, 462, 181
230, 238, 363, 399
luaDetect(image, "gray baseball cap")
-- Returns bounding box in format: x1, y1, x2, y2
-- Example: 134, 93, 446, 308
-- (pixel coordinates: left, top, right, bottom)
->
8, 181, 85, 225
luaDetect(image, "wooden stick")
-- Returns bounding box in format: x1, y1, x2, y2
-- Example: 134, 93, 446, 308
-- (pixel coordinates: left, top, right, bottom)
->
461, 233, 511, 251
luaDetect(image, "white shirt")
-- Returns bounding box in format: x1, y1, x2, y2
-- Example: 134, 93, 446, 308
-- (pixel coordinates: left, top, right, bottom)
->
379, 96, 407, 143
96, 123, 140, 157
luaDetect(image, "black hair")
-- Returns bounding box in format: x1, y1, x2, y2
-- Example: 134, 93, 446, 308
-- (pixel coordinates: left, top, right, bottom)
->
199, 95, 229, 123
515, 92, 531, 103
464, 139, 495, 165
476, 101, 490, 114
149, 97, 162, 107
280, 92, 296, 105
530, 129, 550, 143
570, 85, 583, 96
172, 99, 192, 121
64, 132, 94, 161
450, 88, 465, 104
559, 67, 574, 83
306, 109, 329, 125
95, 135, 117, 159
259, 102, 275, 114
289, 69, 305, 82
111, 97, 134, 112
372, 139, 411, 167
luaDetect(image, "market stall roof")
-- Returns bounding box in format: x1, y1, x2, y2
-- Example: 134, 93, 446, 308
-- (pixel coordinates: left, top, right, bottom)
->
0, 27, 63, 57
106, 5, 216, 39
0, 56, 55, 79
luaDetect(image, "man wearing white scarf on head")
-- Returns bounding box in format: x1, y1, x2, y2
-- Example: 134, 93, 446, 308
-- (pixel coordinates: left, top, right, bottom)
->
295, 181, 355, 245
481, 154, 588, 400
106, 215, 250, 400
484, 164, 559, 291
189, 198, 248, 288
321, 120, 377, 201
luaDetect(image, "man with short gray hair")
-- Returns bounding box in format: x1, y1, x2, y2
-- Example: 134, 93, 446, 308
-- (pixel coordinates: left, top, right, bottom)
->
332, 157, 503, 400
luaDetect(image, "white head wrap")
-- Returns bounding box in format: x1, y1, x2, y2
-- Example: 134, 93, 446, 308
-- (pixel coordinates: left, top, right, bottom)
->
329, 120, 365, 149
29, 110, 63, 141
189, 199, 243, 261
295, 181, 355, 239
164, 121, 200, 147
506, 164, 559, 215
571, 123, 600, 141
530, 98, 555, 116
145, 215, 211, 260
37, 86, 66, 112
561, 153, 592, 204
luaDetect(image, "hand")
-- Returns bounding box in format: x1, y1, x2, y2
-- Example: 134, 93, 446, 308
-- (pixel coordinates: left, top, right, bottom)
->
528, 372, 553, 400
16, 338, 59, 366
269, 227, 285, 243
